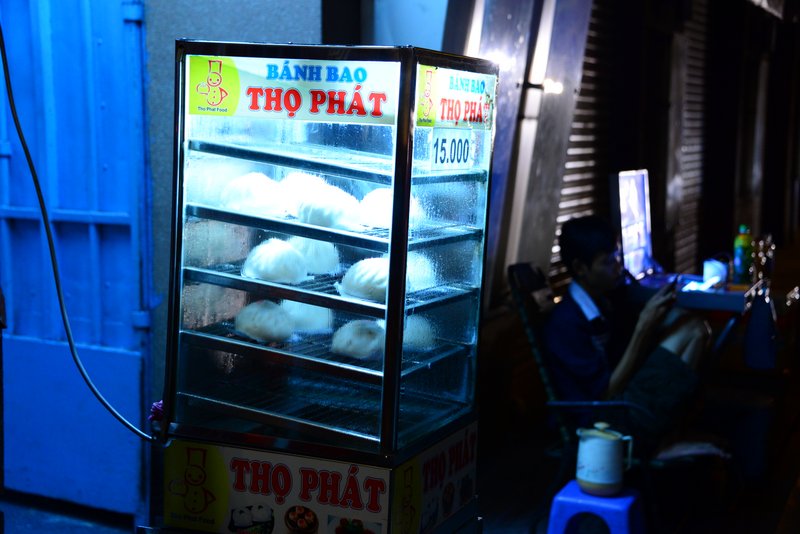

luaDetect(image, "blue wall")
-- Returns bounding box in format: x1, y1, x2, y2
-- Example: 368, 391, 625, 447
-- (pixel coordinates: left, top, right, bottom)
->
0, 0, 148, 514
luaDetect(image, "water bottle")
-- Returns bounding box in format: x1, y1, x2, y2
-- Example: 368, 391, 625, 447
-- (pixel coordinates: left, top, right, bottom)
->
733, 224, 754, 285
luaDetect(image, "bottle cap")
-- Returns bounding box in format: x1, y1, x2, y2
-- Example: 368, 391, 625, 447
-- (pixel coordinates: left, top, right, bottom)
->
739, 224, 749, 234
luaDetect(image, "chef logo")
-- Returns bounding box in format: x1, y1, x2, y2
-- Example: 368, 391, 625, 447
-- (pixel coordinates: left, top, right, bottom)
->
168, 446, 217, 514
419, 69, 434, 120
196, 59, 228, 107
189, 56, 240, 115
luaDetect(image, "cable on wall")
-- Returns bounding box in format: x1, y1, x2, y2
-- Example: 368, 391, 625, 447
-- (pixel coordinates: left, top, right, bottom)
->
0, 21, 157, 443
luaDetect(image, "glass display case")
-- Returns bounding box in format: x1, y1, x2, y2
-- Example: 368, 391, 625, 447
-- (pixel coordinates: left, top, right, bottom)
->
159, 41, 497, 534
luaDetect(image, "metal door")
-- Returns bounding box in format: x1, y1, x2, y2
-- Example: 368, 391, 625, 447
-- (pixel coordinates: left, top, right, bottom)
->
0, 0, 149, 514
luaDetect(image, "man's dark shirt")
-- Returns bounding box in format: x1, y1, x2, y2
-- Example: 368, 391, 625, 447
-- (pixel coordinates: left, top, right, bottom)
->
542, 283, 697, 446
542, 286, 633, 401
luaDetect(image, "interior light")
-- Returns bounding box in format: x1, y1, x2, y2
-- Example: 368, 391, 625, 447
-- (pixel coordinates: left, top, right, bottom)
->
543, 78, 563, 94
481, 50, 515, 72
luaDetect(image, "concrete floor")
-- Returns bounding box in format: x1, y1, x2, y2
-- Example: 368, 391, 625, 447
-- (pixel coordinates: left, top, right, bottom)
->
0, 490, 132, 533
1, 242, 798, 533
477, 238, 800, 534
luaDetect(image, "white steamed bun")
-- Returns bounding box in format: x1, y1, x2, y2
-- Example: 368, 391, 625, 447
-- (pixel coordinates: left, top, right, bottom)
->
250, 504, 273, 523
241, 238, 307, 284
287, 236, 340, 275
402, 315, 437, 350
359, 187, 426, 229
278, 172, 330, 217
331, 320, 385, 360
377, 315, 437, 351
234, 300, 294, 342
280, 300, 333, 331
336, 253, 437, 302
230, 507, 253, 529
297, 183, 360, 229
183, 156, 251, 206
406, 251, 438, 293
219, 172, 285, 218
337, 257, 389, 302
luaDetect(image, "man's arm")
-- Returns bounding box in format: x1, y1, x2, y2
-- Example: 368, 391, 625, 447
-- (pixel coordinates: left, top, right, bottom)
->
606, 281, 676, 397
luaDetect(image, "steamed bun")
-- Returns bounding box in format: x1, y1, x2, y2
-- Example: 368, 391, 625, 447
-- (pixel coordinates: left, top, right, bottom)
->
280, 300, 333, 331
402, 315, 437, 350
406, 251, 438, 293
278, 172, 330, 218
377, 315, 437, 351
234, 300, 294, 342
241, 238, 307, 284
360, 187, 426, 229
250, 504, 273, 523
184, 155, 252, 206
331, 320, 385, 360
337, 257, 389, 303
287, 236, 340, 275
220, 172, 285, 218
230, 507, 253, 529
297, 183, 360, 229
336, 253, 437, 302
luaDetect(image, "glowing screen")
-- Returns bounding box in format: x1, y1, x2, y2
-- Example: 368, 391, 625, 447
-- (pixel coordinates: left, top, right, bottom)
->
617, 169, 655, 278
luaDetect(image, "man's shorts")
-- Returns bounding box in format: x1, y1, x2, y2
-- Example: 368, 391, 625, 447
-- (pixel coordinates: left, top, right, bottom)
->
617, 346, 699, 442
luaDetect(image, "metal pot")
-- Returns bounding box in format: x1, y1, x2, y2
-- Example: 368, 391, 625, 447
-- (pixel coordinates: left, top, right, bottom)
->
576, 421, 633, 496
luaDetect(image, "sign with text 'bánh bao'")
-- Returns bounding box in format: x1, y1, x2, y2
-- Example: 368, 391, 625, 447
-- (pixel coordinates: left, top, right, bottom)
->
414, 64, 496, 131
415, 65, 496, 171
187, 56, 400, 126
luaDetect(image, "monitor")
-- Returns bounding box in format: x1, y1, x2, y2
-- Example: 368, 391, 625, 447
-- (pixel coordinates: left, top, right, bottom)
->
610, 169, 657, 279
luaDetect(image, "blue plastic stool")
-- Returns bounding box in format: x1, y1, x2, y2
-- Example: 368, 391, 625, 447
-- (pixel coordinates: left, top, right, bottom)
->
546, 480, 646, 534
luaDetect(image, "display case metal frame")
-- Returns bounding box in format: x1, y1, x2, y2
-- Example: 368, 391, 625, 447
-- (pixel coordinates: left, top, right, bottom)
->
162, 41, 498, 466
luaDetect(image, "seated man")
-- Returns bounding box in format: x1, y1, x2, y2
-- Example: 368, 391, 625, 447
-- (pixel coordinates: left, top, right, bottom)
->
542, 215, 710, 449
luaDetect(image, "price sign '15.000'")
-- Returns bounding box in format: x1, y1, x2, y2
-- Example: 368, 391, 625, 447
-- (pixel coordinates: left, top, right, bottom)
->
431, 128, 473, 171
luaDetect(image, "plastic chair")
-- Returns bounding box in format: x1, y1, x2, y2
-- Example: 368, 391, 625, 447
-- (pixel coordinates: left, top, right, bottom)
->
546, 480, 646, 534
506, 264, 657, 481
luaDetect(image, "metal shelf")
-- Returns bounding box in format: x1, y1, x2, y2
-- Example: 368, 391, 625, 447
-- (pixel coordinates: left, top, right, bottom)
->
183, 263, 480, 317
181, 321, 471, 385
188, 138, 488, 185
176, 373, 470, 449
184, 204, 484, 253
